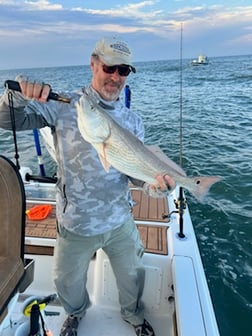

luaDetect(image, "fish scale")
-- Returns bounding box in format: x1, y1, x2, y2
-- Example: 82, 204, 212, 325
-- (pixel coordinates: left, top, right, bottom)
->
76, 92, 221, 201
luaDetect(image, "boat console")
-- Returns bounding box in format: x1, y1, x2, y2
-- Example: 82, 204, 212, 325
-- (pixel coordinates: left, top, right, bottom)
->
0, 156, 34, 332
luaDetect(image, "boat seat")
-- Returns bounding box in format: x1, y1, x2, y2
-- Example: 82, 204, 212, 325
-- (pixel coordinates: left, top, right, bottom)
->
0, 155, 26, 323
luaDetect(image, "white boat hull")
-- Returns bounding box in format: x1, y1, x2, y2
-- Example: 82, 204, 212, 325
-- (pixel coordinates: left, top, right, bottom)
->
1, 180, 219, 336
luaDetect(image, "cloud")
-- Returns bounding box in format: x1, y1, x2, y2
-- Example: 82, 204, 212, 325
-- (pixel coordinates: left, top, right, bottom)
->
0, 0, 173, 43
24, 0, 63, 10
171, 4, 252, 51
1, 2, 251, 40
175, 5, 252, 29
0, 1, 251, 69
225, 32, 252, 47
73, 0, 162, 19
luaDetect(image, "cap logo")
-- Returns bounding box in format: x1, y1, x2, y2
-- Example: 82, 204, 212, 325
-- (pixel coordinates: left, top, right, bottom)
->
110, 42, 131, 56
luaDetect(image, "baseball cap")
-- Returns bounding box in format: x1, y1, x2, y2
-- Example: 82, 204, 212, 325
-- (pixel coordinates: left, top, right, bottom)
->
92, 37, 136, 73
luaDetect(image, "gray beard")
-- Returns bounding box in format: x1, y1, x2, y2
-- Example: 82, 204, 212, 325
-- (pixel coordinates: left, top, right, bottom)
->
101, 86, 121, 101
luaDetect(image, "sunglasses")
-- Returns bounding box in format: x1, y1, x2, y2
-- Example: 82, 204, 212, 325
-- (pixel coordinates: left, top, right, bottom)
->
102, 64, 131, 77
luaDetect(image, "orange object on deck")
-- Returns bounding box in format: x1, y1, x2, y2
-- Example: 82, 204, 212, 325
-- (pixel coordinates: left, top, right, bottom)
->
26, 205, 52, 220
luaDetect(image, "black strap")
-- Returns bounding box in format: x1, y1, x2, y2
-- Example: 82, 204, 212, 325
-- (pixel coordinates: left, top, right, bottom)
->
39, 310, 47, 336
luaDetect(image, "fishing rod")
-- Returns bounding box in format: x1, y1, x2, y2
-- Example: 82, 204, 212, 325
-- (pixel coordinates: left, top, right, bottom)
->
4, 79, 70, 183
176, 23, 186, 238
4, 80, 130, 183
7, 89, 20, 169
161, 24, 186, 236
4, 80, 71, 103
179, 23, 183, 169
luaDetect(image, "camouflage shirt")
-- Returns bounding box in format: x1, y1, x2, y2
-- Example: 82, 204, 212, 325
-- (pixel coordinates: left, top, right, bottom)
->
0, 84, 144, 236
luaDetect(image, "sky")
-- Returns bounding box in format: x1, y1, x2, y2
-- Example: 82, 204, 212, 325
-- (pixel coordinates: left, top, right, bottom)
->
0, 0, 251, 69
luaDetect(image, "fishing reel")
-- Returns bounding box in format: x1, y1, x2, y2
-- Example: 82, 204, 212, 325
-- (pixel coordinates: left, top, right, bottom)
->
15, 294, 57, 336
22, 294, 57, 317
162, 187, 187, 238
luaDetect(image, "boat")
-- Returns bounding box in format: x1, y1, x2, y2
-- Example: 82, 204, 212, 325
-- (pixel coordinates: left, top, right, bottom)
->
191, 54, 209, 66
0, 79, 220, 335
0, 152, 220, 335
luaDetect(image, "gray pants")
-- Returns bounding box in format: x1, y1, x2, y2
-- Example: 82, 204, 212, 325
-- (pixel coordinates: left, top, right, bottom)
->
53, 218, 145, 325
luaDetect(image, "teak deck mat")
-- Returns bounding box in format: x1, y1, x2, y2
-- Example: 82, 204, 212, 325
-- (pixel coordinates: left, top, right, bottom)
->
131, 189, 169, 223
137, 224, 168, 255
25, 189, 169, 256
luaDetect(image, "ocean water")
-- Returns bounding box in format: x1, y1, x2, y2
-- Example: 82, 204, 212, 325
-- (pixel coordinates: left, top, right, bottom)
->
0, 55, 251, 335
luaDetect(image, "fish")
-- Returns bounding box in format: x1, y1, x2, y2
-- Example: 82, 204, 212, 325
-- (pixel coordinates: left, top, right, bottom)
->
76, 91, 221, 200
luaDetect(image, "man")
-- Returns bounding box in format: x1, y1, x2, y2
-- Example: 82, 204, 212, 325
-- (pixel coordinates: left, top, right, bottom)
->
0, 37, 173, 336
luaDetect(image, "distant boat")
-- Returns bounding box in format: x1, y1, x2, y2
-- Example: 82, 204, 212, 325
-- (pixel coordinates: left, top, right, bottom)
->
191, 54, 209, 66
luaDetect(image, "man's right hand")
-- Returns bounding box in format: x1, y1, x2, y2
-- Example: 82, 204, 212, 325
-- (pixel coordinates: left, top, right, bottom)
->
16, 75, 51, 103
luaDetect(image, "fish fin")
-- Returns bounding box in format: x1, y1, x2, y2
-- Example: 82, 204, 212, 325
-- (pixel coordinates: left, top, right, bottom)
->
147, 145, 186, 176
188, 176, 222, 201
96, 144, 111, 173
98, 154, 111, 173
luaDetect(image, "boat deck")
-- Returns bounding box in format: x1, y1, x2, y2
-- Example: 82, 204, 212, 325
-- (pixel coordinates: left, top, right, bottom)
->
25, 189, 170, 256
21, 189, 174, 336
43, 306, 172, 336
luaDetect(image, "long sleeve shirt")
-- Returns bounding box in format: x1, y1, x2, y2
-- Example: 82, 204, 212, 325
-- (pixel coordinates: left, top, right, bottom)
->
0, 84, 144, 236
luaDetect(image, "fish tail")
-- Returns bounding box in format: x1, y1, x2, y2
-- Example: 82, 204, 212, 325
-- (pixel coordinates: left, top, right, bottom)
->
187, 176, 222, 201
